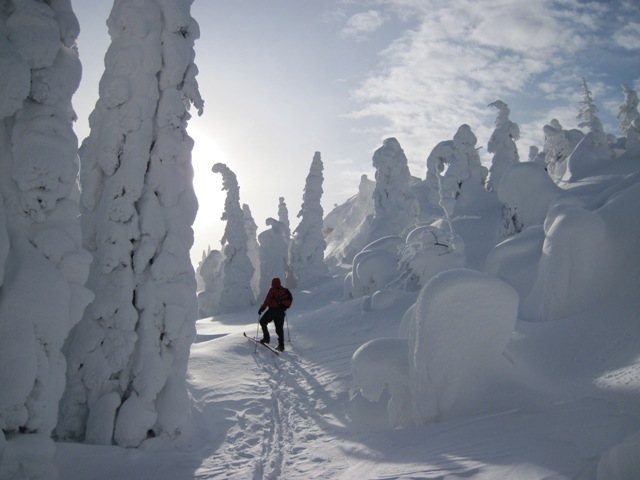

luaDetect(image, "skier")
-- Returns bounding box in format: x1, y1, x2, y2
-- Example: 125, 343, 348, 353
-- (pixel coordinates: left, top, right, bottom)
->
258, 277, 291, 352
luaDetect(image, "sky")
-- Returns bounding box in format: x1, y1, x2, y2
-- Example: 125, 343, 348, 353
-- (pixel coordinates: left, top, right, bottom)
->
70, 0, 640, 265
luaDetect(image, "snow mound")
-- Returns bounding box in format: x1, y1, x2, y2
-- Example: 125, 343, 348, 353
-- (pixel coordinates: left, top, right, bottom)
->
406, 269, 518, 424
350, 338, 411, 427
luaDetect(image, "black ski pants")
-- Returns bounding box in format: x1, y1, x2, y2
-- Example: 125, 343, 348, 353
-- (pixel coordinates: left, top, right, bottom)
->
260, 307, 286, 345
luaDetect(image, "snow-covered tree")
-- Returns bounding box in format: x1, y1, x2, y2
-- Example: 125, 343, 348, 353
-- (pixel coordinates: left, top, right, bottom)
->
369, 138, 419, 241
196, 247, 223, 318
0, 2, 93, 477
618, 83, 640, 150
618, 83, 639, 135
258, 218, 289, 298
277, 196, 291, 242
564, 79, 615, 180
58, 0, 203, 448
542, 119, 583, 182
243, 204, 260, 300
288, 151, 328, 287
439, 125, 487, 202
486, 100, 519, 191
212, 163, 255, 312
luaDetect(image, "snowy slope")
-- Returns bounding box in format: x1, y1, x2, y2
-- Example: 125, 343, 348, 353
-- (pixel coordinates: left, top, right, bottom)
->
55, 263, 640, 479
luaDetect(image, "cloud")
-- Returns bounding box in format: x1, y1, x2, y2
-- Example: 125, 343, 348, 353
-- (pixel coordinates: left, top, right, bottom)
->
341, 10, 387, 41
344, 0, 639, 164
613, 22, 640, 50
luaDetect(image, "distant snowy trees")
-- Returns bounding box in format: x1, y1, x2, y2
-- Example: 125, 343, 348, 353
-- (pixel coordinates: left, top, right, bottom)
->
288, 152, 328, 287
258, 218, 289, 298
210, 163, 255, 313
486, 100, 519, 191
0, 2, 93, 478
564, 79, 614, 180
278, 196, 291, 241
58, 0, 203, 448
618, 83, 640, 150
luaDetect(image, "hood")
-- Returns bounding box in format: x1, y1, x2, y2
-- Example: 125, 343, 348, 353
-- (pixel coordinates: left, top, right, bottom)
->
271, 277, 281, 287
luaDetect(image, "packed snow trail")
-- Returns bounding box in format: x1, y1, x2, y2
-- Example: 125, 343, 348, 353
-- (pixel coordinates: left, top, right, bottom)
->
187, 327, 352, 480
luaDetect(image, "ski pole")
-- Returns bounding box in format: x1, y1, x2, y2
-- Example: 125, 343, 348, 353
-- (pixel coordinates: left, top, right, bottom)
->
285, 313, 291, 342
255, 313, 260, 353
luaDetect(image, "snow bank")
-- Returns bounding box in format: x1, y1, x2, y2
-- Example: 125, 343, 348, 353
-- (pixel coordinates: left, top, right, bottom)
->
597, 431, 640, 480
406, 269, 518, 424
350, 338, 411, 427
523, 203, 610, 321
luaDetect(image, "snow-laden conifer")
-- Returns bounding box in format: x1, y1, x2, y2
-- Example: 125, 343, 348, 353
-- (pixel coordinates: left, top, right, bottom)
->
258, 218, 289, 298
369, 138, 419, 241
197, 248, 223, 317
0, 2, 92, 477
564, 79, 615, 180
486, 100, 519, 191
278, 196, 291, 242
618, 83, 640, 150
288, 152, 328, 287
212, 163, 255, 312
243, 203, 260, 300
58, 0, 203, 448
543, 119, 577, 182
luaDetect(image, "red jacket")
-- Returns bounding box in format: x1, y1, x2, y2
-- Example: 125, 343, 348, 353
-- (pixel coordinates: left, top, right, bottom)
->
261, 277, 285, 309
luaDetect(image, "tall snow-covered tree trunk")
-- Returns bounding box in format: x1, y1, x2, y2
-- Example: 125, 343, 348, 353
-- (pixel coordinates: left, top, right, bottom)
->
212, 163, 255, 312
486, 100, 519, 192
0, 2, 93, 478
288, 151, 327, 288
58, 0, 203, 448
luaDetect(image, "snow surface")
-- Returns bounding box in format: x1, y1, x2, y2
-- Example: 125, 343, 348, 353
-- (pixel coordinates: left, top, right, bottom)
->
52, 156, 640, 479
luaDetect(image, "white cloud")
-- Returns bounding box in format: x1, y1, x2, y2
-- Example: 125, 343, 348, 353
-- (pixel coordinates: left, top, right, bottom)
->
341, 10, 387, 41
345, 0, 638, 163
613, 22, 640, 50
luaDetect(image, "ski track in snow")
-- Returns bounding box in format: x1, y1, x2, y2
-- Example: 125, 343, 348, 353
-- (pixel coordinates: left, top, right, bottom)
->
253, 348, 349, 479
194, 338, 349, 480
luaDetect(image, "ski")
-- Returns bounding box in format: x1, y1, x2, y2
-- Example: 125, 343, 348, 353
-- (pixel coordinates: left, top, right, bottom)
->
244, 332, 280, 355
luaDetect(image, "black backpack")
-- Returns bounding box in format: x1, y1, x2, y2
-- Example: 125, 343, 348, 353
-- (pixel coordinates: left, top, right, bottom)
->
277, 286, 293, 309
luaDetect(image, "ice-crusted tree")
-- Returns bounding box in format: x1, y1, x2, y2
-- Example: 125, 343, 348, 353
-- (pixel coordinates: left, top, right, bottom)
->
564, 78, 614, 180
258, 218, 289, 297
369, 138, 419, 241
0, 2, 93, 477
288, 151, 327, 287
58, 0, 203, 448
618, 83, 639, 134
212, 163, 255, 311
618, 83, 640, 149
436, 125, 488, 226
543, 119, 578, 182
486, 100, 519, 191
243, 204, 260, 300
196, 247, 223, 318
277, 196, 291, 241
